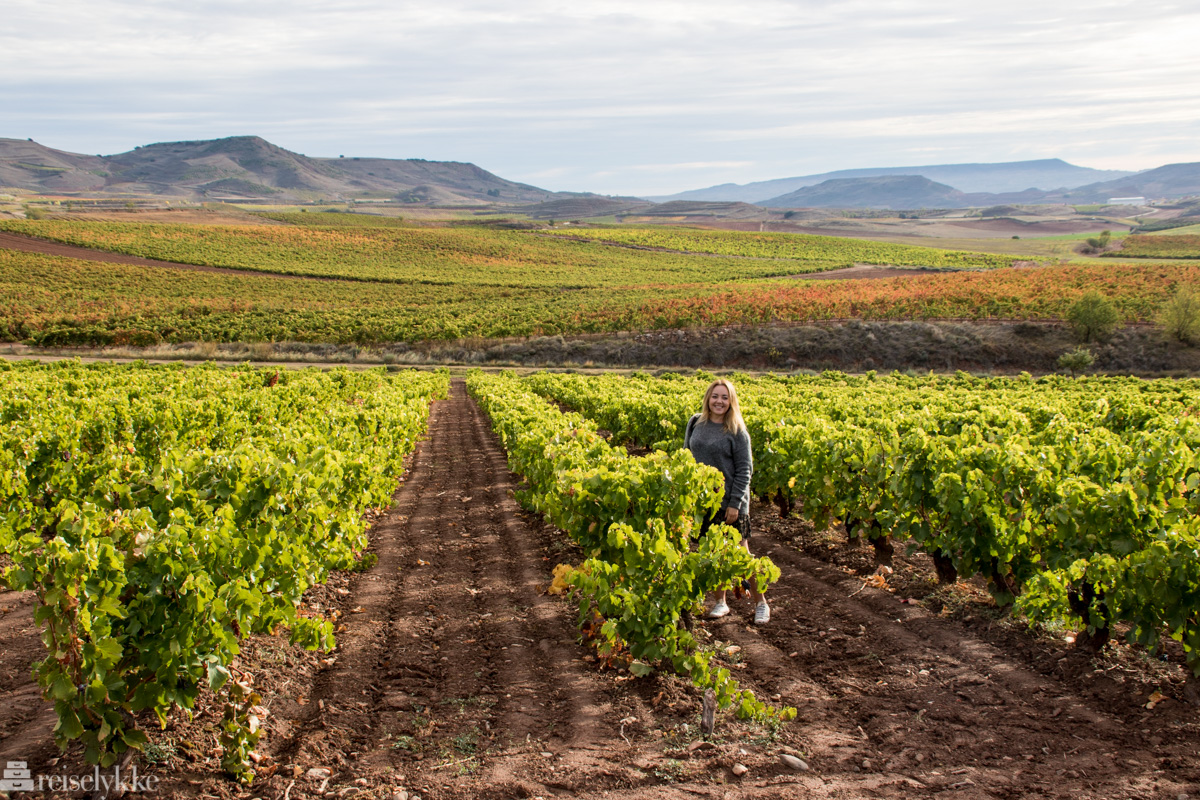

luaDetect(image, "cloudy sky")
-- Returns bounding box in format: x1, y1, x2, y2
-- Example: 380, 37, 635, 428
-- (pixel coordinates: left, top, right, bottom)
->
4, 0, 1198, 196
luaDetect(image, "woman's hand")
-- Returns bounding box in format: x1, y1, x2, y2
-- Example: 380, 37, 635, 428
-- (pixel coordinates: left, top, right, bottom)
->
724, 506, 739, 525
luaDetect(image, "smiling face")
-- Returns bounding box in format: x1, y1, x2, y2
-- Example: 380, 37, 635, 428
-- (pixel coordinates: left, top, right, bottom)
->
707, 384, 730, 420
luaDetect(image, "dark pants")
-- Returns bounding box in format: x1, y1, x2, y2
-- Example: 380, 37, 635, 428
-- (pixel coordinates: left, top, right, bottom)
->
699, 508, 751, 542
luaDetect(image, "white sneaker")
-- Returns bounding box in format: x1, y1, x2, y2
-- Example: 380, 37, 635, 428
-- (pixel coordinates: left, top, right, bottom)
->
706, 600, 730, 619
754, 600, 770, 625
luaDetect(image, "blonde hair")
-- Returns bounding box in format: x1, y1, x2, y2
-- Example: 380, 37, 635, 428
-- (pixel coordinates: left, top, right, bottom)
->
700, 379, 747, 435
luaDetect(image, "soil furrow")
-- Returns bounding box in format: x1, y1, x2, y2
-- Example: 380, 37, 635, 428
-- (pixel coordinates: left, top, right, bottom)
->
263, 397, 447, 776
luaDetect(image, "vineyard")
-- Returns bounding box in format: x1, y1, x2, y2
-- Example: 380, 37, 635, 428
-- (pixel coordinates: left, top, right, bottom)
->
1, 238, 1198, 348
2, 365, 1198, 799
520, 370, 1200, 677
1110, 234, 1200, 259
539, 226, 1022, 270
0, 219, 854, 286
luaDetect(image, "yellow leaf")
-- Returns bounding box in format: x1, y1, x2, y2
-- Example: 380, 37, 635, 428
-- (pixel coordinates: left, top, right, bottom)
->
548, 563, 576, 596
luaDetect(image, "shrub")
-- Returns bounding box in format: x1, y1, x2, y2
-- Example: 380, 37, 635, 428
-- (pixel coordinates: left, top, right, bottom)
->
1159, 285, 1200, 346
1082, 230, 1112, 253
1067, 291, 1120, 342
1058, 346, 1095, 377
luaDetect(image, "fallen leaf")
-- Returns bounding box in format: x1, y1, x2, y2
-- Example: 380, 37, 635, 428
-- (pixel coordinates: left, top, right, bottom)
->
547, 563, 576, 596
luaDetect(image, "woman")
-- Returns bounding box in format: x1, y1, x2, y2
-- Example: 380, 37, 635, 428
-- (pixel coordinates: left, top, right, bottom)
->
684, 378, 769, 625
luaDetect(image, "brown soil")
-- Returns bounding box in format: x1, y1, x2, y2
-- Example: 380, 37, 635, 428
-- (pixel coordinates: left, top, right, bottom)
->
0, 586, 60, 773
788, 264, 946, 281
1, 380, 1198, 799
938, 219, 1122, 237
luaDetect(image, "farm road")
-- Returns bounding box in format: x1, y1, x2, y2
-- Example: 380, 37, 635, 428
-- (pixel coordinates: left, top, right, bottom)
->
0, 380, 1198, 799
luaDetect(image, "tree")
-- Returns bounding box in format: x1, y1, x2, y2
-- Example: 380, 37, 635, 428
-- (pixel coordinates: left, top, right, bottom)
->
1159, 285, 1200, 345
1058, 346, 1095, 377
1067, 291, 1120, 342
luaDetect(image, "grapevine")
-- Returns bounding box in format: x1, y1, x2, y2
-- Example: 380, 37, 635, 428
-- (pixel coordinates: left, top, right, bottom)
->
0, 361, 448, 778
466, 371, 792, 722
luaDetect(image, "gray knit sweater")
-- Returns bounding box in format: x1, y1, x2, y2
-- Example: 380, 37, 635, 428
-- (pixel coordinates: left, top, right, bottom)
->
685, 414, 753, 516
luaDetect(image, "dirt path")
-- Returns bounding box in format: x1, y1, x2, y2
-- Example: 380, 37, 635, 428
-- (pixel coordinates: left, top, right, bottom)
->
784, 263, 951, 280
1, 381, 1197, 799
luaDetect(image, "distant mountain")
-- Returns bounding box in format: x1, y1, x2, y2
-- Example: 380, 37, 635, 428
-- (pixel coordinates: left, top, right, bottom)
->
0, 136, 560, 204
1060, 163, 1200, 203
750, 163, 1200, 209
764, 175, 968, 209
652, 159, 1134, 203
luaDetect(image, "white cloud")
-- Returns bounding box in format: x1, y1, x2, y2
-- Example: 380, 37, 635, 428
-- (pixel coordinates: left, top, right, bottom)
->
2, 0, 1198, 194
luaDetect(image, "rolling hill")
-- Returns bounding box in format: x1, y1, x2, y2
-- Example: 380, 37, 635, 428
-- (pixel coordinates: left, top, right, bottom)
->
763, 175, 969, 209
0, 136, 560, 204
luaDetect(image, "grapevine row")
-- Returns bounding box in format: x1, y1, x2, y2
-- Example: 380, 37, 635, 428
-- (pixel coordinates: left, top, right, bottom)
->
464, 371, 792, 721
0, 362, 449, 779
